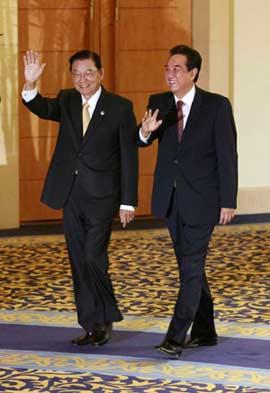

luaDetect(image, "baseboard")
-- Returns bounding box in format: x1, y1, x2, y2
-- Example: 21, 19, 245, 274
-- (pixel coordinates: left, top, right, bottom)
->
230, 213, 270, 225
0, 214, 269, 238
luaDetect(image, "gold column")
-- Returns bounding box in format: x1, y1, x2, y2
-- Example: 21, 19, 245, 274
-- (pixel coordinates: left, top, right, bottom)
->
0, 0, 19, 229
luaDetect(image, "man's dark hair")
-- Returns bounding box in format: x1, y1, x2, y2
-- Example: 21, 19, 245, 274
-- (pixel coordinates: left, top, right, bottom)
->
69, 50, 102, 71
170, 45, 202, 82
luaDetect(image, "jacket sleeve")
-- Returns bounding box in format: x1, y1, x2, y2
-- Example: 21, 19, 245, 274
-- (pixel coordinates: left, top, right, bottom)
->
22, 92, 61, 122
214, 97, 238, 208
119, 100, 139, 206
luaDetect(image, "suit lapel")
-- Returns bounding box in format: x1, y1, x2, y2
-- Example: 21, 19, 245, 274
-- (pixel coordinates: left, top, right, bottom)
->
157, 93, 178, 136
161, 92, 176, 121
68, 89, 83, 147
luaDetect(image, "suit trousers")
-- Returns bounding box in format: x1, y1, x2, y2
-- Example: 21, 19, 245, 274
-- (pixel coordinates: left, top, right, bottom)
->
165, 188, 217, 344
63, 176, 123, 332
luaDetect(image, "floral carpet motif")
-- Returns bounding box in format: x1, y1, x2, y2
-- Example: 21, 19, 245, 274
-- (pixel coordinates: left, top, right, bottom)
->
0, 224, 269, 392
1, 226, 269, 324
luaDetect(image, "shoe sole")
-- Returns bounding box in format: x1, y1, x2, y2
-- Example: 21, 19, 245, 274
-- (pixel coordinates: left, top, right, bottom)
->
71, 339, 93, 346
156, 347, 182, 359
184, 341, 217, 348
91, 335, 112, 347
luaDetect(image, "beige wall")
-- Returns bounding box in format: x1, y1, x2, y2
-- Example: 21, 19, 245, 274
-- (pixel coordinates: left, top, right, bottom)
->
0, 0, 19, 229
193, 0, 270, 215
193, 0, 232, 97
233, 0, 270, 214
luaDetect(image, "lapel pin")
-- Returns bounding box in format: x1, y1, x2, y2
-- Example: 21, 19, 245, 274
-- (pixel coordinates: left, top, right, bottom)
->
100, 110, 105, 116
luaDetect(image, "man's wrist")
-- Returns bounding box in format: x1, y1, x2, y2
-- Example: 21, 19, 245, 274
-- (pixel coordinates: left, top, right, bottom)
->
22, 86, 38, 102
139, 128, 150, 143
24, 81, 37, 90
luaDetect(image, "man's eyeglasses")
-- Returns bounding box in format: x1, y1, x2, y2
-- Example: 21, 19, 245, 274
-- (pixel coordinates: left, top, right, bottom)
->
71, 69, 99, 79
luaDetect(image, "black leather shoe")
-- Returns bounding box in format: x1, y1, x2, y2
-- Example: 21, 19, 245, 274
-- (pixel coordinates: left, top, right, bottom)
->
183, 336, 217, 348
155, 339, 182, 358
71, 331, 92, 345
91, 322, 113, 346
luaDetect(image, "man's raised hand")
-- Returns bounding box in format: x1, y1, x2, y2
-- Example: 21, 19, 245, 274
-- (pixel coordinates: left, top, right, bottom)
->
141, 109, 162, 138
23, 50, 46, 89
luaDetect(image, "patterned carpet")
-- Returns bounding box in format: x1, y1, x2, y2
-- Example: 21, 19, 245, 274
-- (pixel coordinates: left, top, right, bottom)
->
0, 224, 269, 392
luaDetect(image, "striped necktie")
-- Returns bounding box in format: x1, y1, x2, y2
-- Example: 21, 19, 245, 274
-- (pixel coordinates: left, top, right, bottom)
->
176, 100, 184, 143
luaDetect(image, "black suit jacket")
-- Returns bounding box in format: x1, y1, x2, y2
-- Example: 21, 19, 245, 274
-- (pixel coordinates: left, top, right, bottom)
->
23, 87, 138, 215
139, 87, 238, 225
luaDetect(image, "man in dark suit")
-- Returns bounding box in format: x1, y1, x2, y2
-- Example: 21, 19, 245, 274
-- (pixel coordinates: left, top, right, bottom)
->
22, 49, 138, 346
139, 45, 238, 358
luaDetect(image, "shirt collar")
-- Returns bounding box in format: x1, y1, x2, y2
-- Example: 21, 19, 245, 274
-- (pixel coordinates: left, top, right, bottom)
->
82, 86, 102, 106
174, 84, 196, 107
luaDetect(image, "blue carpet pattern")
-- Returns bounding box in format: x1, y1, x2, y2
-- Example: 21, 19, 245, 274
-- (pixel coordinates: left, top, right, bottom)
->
0, 224, 269, 392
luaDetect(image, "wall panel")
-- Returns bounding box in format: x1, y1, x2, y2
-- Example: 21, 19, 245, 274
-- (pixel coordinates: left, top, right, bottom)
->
119, 8, 191, 50
20, 180, 62, 221
20, 136, 57, 179
19, 0, 87, 8
19, 9, 89, 52
115, 0, 191, 215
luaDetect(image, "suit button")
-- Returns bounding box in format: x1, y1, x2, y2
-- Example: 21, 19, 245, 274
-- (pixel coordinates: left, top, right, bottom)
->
78, 152, 82, 157
173, 159, 179, 164
74, 169, 78, 175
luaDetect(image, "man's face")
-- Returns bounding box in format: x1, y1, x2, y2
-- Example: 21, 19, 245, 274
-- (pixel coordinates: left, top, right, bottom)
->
165, 54, 197, 98
71, 58, 104, 99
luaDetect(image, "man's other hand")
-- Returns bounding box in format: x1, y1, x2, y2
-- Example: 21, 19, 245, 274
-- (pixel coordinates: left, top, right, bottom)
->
219, 208, 236, 225
119, 209, 135, 228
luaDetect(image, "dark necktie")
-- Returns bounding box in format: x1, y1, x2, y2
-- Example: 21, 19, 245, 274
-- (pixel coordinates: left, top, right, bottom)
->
176, 100, 184, 143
